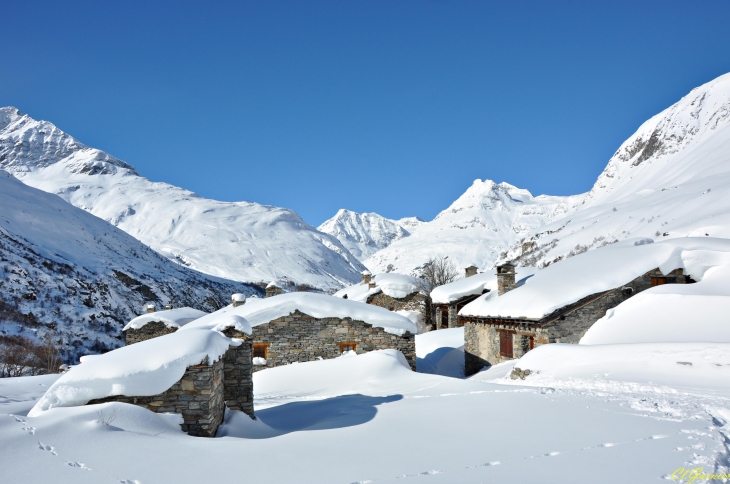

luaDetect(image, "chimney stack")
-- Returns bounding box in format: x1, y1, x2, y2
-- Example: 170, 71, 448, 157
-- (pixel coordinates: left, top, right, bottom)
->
164, 303, 173, 310
496, 262, 516, 296
368, 281, 377, 290
361, 270, 372, 284
145, 303, 156, 313
231, 293, 247, 307
465, 265, 478, 278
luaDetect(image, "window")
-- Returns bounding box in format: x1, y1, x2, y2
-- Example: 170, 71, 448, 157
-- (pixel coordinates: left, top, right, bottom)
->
499, 331, 513, 358
651, 277, 667, 287
253, 343, 269, 359
339, 342, 357, 354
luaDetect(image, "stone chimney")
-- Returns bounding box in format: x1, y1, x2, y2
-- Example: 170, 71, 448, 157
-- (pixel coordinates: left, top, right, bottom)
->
496, 262, 516, 296
145, 303, 156, 313
265, 282, 282, 298
368, 281, 377, 290
361, 270, 372, 284
465, 265, 478, 278
231, 293, 247, 307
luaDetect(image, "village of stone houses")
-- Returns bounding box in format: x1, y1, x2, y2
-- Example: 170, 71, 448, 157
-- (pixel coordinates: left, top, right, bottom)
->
4, 22, 730, 484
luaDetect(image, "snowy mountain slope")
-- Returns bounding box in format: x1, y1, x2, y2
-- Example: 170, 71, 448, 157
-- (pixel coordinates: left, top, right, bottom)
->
364, 179, 585, 275
0, 170, 260, 363
317, 209, 415, 261
502, 72, 730, 267
0, 107, 365, 290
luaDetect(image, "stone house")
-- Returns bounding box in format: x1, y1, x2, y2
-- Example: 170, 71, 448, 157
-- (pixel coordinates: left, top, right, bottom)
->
86, 324, 254, 438
335, 271, 432, 334
460, 252, 691, 376
430, 265, 537, 330
265, 282, 283, 298
190, 292, 418, 372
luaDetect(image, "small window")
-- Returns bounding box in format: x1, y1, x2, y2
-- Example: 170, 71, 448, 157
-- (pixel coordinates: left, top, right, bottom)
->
499, 331, 513, 358
339, 342, 357, 354
651, 277, 667, 287
253, 343, 269, 359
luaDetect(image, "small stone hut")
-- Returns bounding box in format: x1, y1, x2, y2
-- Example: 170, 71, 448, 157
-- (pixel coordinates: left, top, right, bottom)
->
48, 325, 254, 438
190, 292, 418, 372
460, 243, 693, 376
265, 282, 283, 298
335, 272, 432, 334
122, 307, 208, 345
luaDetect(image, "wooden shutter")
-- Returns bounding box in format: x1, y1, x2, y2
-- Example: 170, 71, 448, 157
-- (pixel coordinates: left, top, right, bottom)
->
499, 332, 513, 358
651, 277, 667, 287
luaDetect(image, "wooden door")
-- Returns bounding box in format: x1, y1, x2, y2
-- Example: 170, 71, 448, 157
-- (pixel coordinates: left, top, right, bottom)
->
499, 331, 513, 358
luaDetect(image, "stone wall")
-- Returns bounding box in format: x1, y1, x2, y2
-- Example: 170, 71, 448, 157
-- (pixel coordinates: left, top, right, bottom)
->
123, 321, 177, 345
366, 291, 432, 330
463, 268, 688, 375
221, 329, 254, 418
251, 310, 416, 371
88, 357, 225, 437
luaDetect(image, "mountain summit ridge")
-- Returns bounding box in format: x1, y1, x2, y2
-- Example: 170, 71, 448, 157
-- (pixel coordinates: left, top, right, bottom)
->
0, 108, 365, 290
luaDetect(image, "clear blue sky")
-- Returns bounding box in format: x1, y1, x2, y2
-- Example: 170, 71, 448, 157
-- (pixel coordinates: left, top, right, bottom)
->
2, 1, 730, 226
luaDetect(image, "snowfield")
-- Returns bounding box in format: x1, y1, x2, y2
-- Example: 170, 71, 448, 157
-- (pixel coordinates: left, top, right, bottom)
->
2, 340, 729, 483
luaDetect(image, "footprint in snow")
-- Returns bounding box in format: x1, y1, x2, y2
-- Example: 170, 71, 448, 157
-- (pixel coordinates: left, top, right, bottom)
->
599, 443, 616, 448
120, 480, 142, 484
66, 461, 91, 470
22, 425, 35, 435
467, 461, 501, 468
544, 451, 561, 456
38, 442, 57, 455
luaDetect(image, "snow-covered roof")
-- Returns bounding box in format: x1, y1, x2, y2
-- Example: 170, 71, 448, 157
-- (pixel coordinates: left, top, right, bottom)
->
29, 329, 240, 416
460, 238, 730, 320
122, 307, 208, 331
231, 293, 247, 303
430, 267, 537, 305
266, 281, 279, 288
362, 270, 372, 276
182, 292, 417, 336
333, 273, 425, 303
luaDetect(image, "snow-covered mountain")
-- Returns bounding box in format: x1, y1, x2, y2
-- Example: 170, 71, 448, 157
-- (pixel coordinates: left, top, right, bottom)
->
502, 71, 730, 267
0, 107, 365, 290
364, 180, 585, 275
0, 170, 260, 363
317, 209, 421, 261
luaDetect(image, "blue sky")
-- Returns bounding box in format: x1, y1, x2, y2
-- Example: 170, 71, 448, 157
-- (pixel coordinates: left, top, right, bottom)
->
2, 0, 730, 226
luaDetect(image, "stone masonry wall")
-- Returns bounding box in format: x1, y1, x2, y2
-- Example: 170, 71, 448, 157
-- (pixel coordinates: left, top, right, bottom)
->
251, 310, 416, 371
366, 291, 432, 330
88, 357, 225, 437
123, 321, 178, 345
221, 329, 254, 418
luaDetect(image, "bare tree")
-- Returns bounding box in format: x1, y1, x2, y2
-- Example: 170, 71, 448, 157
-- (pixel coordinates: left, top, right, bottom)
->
0, 334, 61, 378
39, 331, 61, 374
415, 255, 460, 292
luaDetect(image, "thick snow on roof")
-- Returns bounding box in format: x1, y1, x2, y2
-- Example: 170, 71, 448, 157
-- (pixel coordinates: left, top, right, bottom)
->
122, 307, 208, 331
460, 238, 730, 320
333, 273, 424, 303
28, 329, 239, 416
231, 293, 247, 303
183, 292, 417, 336
430, 267, 538, 304
581, 262, 730, 344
